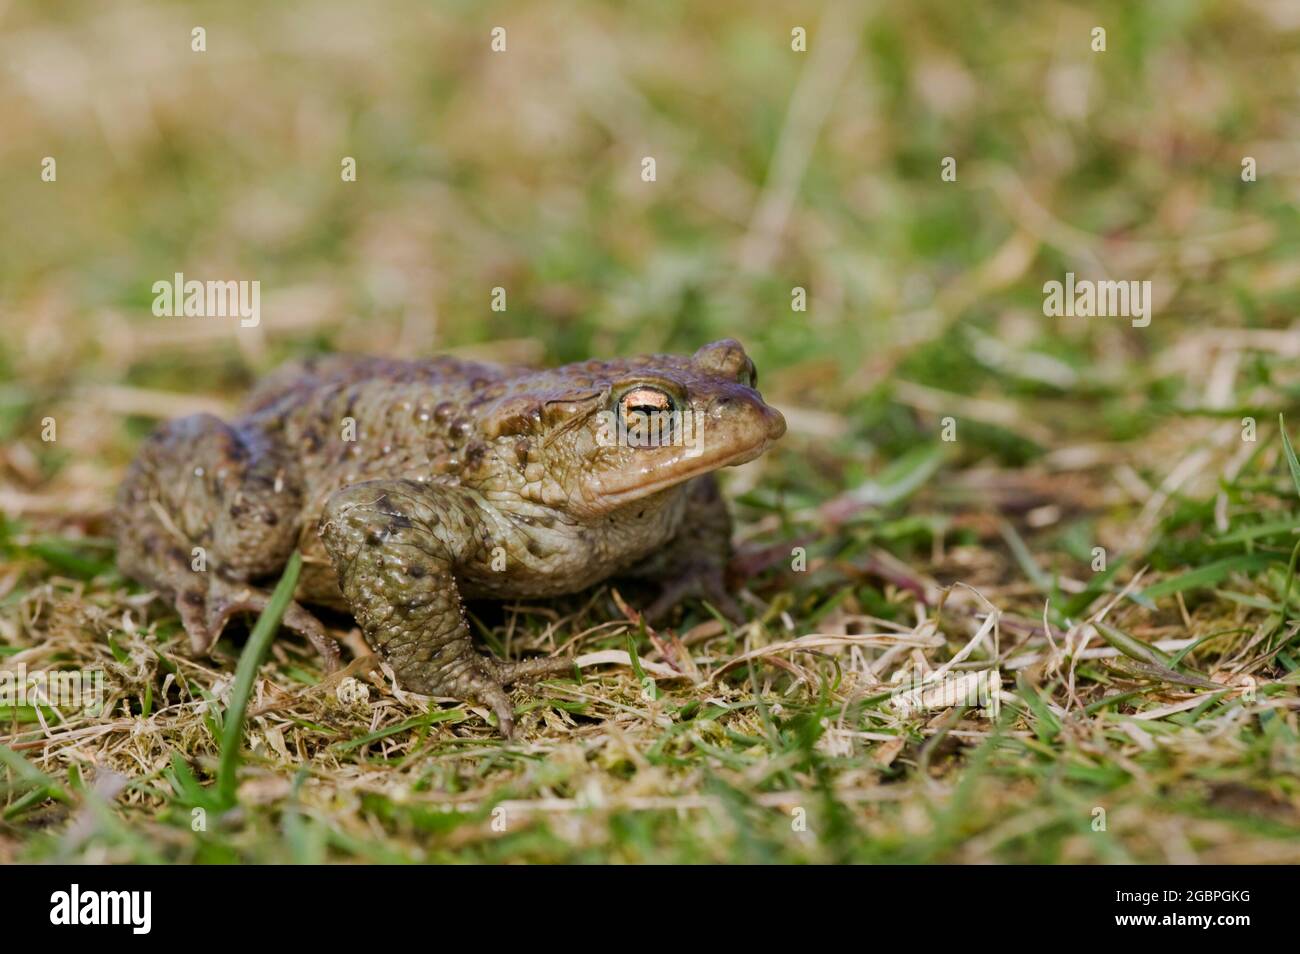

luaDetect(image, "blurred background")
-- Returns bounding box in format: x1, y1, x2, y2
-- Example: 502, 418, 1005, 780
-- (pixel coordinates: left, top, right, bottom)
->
3, 0, 1300, 863
2, 0, 1300, 519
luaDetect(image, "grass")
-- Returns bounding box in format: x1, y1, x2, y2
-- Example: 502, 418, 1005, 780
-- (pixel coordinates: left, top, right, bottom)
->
2, 0, 1300, 863
215, 551, 301, 808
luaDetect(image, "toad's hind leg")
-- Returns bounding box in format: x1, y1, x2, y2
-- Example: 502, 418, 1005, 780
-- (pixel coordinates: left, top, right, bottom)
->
318, 479, 572, 738
114, 413, 339, 670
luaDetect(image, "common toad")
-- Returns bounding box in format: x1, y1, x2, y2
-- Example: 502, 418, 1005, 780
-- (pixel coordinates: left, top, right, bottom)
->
114, 339, 786, 736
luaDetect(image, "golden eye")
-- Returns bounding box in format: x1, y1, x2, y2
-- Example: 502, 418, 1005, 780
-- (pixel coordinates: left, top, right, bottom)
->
619, 387, 673, 418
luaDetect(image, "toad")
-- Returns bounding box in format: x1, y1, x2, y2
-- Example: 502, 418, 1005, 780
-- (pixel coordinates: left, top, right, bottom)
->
114, 339, 785, 736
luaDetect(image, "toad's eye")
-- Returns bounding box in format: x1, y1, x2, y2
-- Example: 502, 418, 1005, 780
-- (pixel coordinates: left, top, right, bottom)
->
618, 387, 674, 419
739, 359, 757, 389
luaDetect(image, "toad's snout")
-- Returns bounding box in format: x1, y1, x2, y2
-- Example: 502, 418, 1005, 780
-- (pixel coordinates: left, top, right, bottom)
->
762, 403, 786, 441
707, 392, 786, 458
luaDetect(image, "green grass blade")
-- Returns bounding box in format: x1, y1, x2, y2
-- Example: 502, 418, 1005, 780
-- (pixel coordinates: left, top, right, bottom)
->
1014, 673, 1061, 743
216, 551, 302, 807
1279, 414, 1300, 499
1138, 553, 1280, 600
0, 743, 72, 817
1094, 621, 1173, 668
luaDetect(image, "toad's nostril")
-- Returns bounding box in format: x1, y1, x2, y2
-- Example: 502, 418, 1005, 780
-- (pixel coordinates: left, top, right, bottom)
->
707, 395, 732, 417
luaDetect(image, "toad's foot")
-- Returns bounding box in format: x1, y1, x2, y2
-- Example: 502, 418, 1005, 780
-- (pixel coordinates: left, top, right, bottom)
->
642, 563, 744, 626
177, 576, 341, 673
625, 474, 746, 625
487, 655, 579, 684
402, 654, 576, 740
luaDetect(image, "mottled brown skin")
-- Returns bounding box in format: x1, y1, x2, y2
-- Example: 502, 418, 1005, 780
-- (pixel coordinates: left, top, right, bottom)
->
114, 339, 785, 737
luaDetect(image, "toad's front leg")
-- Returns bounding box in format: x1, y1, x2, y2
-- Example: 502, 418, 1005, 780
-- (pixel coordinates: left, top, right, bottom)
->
318, 478, 571, 738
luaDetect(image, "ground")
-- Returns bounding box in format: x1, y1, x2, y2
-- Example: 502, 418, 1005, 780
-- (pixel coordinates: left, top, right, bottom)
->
2, 0, 1299, 863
